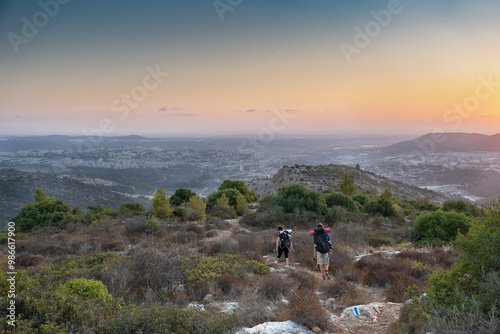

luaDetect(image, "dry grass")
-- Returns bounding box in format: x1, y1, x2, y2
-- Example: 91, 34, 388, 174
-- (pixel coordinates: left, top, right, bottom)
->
286, 289, 331, 331
385, 275, 418, 302
288, 269, 319, 292
217, 274, 247, 296
257, 273, 292, 301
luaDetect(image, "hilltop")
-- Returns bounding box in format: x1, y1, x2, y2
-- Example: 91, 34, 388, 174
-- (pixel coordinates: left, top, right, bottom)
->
247, 164, 449, 204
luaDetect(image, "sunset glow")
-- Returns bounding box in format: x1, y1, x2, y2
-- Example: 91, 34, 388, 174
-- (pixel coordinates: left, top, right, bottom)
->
1, 0, 499, 136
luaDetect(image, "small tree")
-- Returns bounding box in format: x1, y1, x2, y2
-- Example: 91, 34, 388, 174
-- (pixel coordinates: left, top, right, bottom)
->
339, 172, 357, 196
186, 194, 206, 221
219, 180, 258, 202
236, 194, 248, 216
211, 193, 236, 218
152, 188, 171, 219
380, 188, 393, 201
170, 188, 195, 206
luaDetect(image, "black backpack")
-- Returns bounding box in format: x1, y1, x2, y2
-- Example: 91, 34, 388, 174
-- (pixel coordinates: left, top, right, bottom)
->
314, 227, 331, 254
279, 230, 292, 250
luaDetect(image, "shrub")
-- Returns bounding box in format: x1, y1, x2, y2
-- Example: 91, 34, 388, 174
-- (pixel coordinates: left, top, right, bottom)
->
14, 198, 74, 231
414, 210, 470, 246
287, 290, 330, 331
207, 188, 241, 208
442, 199, 481, 217
119, 202, 146, 215
257, 273, 292, 301
217, 274, 246, 296
398, 202, 500, 333
170, 188, 196, 206
352, 193, 369, 206
57, 278, 112, 306
365, 198, 397, 217
102, 303, 239, 333
323, 192, 359, 213
143, 218, 162, 234
385, 276, 418, 302
219, 179, 258, 202
269, 184, 327, 215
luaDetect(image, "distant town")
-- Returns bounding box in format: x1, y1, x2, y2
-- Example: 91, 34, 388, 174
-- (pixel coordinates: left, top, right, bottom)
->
1, 135, 499, 202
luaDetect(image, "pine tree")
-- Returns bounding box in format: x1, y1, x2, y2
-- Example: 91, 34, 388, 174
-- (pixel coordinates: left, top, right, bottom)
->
152, 188, 171, 219
187, 194, 206, 221
339, 172, 357, 196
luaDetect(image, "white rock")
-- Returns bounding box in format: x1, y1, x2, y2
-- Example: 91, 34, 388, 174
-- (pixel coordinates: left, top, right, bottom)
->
173, 284, 185, 292
186, 303, 205, 312
211, 301, 239, 314
325, 298, 336, 310
203, 293, 213, 302
237, 320, 316, 334
341, 304, 379, 322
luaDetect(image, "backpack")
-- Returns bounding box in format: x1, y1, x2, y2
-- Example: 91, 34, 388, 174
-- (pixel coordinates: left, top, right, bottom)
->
314, 227, 331, 254
279, 229, 292, 250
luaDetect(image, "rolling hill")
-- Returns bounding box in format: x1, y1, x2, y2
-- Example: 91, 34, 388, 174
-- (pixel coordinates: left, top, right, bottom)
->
382, 132, 500, 155
247, 164, 449, 203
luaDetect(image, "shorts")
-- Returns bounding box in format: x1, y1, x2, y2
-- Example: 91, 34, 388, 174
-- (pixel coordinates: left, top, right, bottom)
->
316, 251, 329, 265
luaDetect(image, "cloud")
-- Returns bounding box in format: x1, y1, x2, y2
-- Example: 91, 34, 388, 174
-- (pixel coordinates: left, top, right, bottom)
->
158, 107, 169, 112
246, 109, 257, 113
166, 113, 196, 117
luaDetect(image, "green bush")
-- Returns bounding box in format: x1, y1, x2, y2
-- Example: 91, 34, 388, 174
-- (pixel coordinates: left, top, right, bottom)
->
269, 184, 327, 215
170, 188, 196, 206
442, 199, 481, 217
219, 179, 258, 202
414, 210, 470, 246
180, 254, 269, 288
323, 192, 359, 213
364, 198, 397, 217
206, 188, 241, 208
57, 278, 112, 306
14, 199, 74, 231
119, 202, 146, 215
352, 193, 369, 206
400, 202, 500, 333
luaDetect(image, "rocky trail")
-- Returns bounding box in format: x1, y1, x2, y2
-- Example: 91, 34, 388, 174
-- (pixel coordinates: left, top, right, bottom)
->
201, 215, 404, 334
258, 254, 402, 334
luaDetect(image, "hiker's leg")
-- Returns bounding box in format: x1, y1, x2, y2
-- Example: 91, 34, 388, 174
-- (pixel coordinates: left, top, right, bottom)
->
284, 248, 289, 266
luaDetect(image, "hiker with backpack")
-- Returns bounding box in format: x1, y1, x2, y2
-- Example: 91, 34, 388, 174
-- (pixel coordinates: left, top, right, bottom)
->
313, 223, 332, 281
276, 225, 293, 267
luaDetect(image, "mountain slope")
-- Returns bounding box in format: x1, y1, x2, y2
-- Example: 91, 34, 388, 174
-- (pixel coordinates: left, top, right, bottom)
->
382, 133, 500, 155
0, 169, 151, 227
247, 164, 449, 203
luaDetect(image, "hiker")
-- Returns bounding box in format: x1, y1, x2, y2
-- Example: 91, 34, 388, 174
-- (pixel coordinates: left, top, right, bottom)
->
313, 223, 332, 281
276, 225, 293, 266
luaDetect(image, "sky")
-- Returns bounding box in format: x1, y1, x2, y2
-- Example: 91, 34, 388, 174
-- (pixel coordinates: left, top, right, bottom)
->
0, 0, 499, 137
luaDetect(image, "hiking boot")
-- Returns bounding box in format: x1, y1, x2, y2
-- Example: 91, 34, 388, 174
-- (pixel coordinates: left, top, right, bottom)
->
325, 271, 331, 280
322, 277, 326, 281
